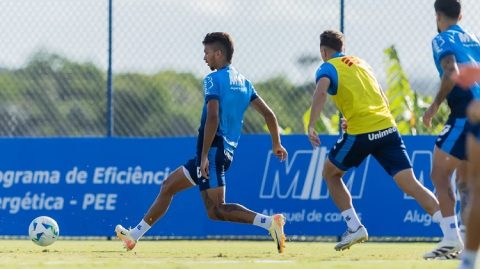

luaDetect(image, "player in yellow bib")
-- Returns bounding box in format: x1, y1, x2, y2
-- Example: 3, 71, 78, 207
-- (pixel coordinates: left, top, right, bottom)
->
324, 54, 395, 134
307, 30, 442, 253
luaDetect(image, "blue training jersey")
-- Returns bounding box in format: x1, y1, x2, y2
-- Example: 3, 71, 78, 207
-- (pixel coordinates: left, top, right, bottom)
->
197, 65, 258, 155
432, 25, 480, 117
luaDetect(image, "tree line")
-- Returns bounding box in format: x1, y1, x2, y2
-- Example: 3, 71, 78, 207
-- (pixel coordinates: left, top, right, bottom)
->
0, 48, 447, 137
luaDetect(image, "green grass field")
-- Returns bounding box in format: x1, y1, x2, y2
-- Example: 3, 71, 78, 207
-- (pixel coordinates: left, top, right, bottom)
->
0, 240, 461, 269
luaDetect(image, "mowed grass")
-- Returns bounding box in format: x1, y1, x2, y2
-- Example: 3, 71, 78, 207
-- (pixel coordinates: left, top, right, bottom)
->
0, 240, 461, 269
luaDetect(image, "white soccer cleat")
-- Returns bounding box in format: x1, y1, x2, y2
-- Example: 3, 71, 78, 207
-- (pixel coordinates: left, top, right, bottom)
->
268, 214, 286, 253
334, 226, 368, 251
423, 240, 463, 260
115, 224, 137, 251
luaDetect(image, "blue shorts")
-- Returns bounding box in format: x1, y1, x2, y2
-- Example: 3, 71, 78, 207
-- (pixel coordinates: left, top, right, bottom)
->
183, 147, 232, 191
435, 117, 469, 160
328, 127, 412, 176
468, 122, 480, 140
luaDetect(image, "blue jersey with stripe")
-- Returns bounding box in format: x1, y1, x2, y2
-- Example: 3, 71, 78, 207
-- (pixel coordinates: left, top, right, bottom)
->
432, 25, 480, 115
198, 65, 258, 155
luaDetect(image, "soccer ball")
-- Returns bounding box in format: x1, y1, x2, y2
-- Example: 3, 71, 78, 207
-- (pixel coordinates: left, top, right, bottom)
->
28, 216, 59, 247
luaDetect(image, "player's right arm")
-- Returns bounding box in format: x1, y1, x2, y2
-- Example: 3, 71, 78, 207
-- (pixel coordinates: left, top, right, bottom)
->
250, 97, 287, 161
423, 34, 459, 128
423, 54, 458, 127
308, 77, 330, 147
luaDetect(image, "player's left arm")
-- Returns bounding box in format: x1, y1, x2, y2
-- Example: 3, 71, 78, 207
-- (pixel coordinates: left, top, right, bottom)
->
200, 99, 219, 179
423, 54, 458, 127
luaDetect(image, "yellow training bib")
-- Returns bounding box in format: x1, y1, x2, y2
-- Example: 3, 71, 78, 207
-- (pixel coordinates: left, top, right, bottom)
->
328, 56, 395, 134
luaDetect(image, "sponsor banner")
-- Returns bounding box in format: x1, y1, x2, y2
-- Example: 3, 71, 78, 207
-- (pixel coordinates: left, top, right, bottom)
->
0, 136, 446, 237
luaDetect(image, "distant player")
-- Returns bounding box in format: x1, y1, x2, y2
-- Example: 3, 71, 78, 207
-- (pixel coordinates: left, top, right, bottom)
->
115, 32, 288, 253
422, 0, 480, 260
307, 30, 442, 252
454, 65, 480, 269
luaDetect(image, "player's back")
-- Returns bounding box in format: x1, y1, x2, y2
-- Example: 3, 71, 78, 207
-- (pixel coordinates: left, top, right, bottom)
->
325, 55, 395, 134
433, 25, 480, 109
201, 66, 256, 154
434, 25, 480, 68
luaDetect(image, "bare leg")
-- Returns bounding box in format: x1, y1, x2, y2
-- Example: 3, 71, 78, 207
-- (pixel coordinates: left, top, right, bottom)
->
115, 167, 194, 249
143, 167, 194, 225
431, 146, 462, 217
322, 159, 367, 250
455, 161, 470, 225
201, 186, 256, 223
393, 168, 439, 215
465, 134, 480, 251
322, 159, 350, 211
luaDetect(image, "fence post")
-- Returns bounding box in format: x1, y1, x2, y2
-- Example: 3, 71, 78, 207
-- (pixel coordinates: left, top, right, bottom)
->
340, 0, 344, 33
339, 0, 345, 134
107, 0, 114, 137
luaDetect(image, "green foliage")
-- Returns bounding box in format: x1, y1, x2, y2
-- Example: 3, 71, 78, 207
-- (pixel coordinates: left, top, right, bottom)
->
384, 45, 448, 135
0, 51, 106, 136
302, 107, 338, 134
0, 49, 448, 137
243, 76, 314, 134
384, 46, 416, 134
113, 71, 203, 136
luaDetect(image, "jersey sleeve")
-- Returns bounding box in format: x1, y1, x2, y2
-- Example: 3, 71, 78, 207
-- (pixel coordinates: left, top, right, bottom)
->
432, 34, 455, 64
315, 62, 338, 95
203, 74, 220, 102
250, 84, 259, 102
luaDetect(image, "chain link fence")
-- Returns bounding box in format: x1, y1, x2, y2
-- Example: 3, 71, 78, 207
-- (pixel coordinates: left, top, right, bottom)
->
0, 0, 479, 137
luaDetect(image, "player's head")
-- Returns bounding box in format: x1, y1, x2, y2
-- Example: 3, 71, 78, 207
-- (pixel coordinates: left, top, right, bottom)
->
319, 30, 344, 62
434, 0, 462, 33
202, 32, 234, 71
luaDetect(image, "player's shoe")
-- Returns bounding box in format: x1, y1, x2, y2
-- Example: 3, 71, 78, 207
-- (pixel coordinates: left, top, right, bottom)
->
436, 251, 461, 260
423, 240, 463, 260
268, 214, 286, 253
334, 225, 368, 251
115, 224, 137, 251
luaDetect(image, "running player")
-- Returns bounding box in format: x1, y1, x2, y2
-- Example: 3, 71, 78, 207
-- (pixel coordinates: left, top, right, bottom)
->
422, 0, 480, 259
115, 32, 288, 253
307, 30, 442, 252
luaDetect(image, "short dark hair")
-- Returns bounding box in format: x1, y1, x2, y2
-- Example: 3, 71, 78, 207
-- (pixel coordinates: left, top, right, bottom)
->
434, 0, 461, 19
320, 30, 344, 52
202, 32, 234, 62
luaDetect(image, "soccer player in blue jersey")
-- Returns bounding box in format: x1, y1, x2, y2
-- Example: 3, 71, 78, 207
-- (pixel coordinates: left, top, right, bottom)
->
115, 32, 288, 253
453, 65, 480, 269
422, 0, 480, 260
